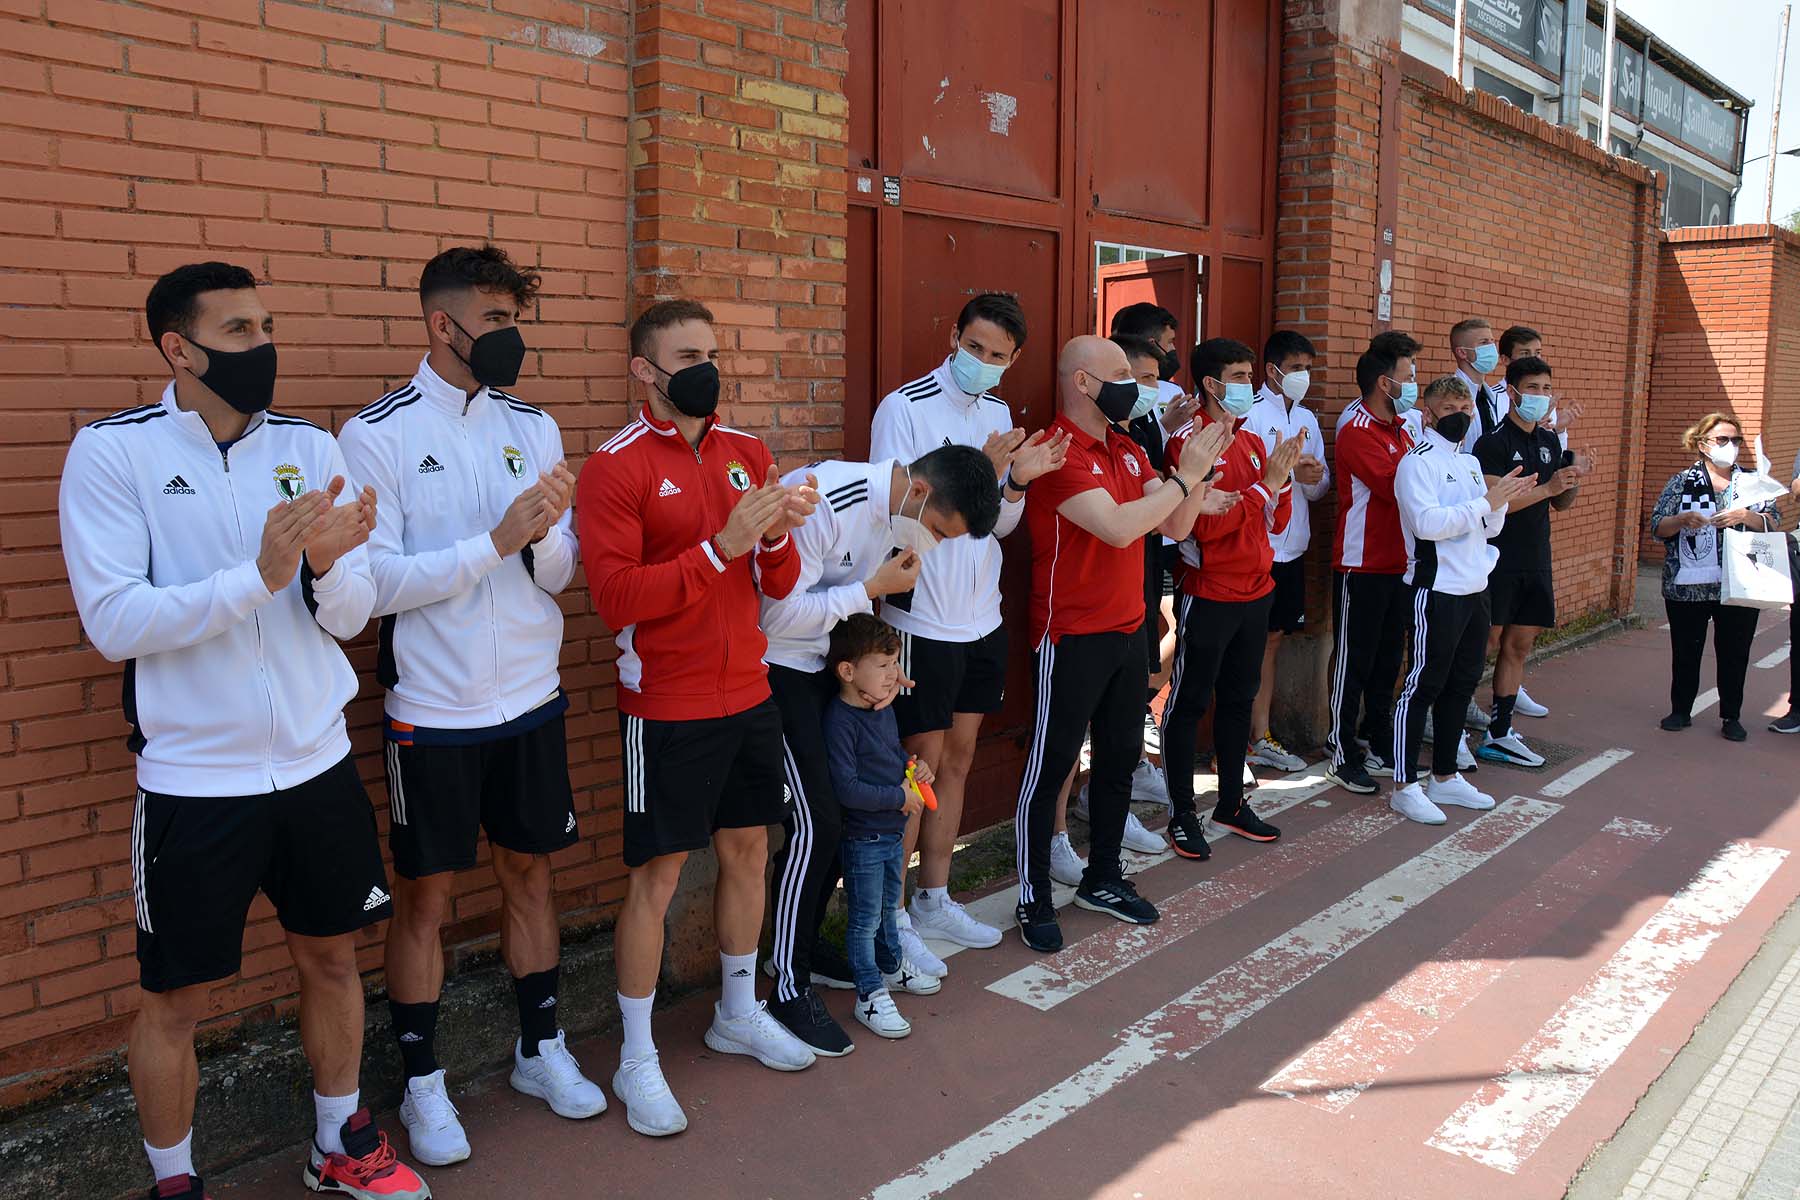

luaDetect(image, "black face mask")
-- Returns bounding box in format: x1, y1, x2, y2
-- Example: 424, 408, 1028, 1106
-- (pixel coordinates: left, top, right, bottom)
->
1435, 411, 1473, 444
654, 360, 721, 418
1090, 376, 1141, 425
1158, 348, 1180, 383
448, 318, 527, 389
191, 339, 278, 415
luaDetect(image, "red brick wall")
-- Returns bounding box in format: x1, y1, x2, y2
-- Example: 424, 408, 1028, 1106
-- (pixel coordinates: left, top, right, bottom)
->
1645, 225, 1800, 550
1390, 62, 1659, 624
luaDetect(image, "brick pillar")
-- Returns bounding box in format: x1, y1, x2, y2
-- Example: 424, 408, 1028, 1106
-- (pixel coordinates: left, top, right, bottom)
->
627, 0, 849, 987
629, 0, 849, 467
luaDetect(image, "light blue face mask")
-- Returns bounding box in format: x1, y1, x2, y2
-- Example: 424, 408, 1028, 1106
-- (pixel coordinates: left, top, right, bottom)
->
1514, 391, 1551, 424
1220, 380, 1256, 418
1472, 343, 1500, 375
950, 345, 1007, 396
1131, 383, 1159, 421
1391, 379, 1420, 414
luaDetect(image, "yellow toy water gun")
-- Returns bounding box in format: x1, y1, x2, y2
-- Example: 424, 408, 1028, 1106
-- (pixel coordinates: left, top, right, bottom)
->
905, 756, 937, 811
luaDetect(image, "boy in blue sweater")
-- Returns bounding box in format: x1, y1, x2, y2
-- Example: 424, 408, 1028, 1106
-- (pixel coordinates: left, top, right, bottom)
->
824, 615, 939, 1039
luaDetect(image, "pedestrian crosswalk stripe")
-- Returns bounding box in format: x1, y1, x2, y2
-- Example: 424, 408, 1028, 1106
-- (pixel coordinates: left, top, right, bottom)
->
1427, 839, 1788, 1174
1260, 814, 1668, 1114
1541, 747, 1633, 798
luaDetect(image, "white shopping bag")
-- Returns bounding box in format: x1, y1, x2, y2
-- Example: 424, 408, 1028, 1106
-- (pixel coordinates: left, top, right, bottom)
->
1721, 528, 1793, 610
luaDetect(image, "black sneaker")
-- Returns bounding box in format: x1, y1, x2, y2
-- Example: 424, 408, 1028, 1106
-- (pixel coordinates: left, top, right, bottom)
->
1326, 758, 1378, 795
1660, 712, 1692, 732
1212, 801, 1280, 843
1074, 877, 1160, 925
1015, 899, 1063, 953
767, 987, 854, 1058
1722, 718, 1748, 742
1770, 710, 1800, 734
150, 1177, 210, 1200
808, 947, 857, 991
1167, 810, 1211, 860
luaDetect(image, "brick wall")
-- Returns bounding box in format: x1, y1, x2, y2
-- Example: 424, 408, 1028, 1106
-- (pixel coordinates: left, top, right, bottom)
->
0, 0, 854, 1111
1390, 61, 1659, 623
1645, 225, 1800, 551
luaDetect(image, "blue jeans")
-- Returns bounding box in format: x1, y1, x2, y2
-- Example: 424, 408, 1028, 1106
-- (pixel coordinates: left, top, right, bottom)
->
841, 831, 903, 997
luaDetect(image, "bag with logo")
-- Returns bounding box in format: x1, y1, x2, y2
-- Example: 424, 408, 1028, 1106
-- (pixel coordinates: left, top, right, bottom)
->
1721, 528, 1793, 610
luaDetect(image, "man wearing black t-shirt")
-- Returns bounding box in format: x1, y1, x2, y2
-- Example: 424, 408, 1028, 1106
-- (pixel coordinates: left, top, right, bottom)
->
1473, 356, 1589, 768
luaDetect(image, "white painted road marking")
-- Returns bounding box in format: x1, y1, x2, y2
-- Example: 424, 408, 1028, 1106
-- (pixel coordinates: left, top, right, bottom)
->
1694, 687, 1720, 715
1428, 839, 1789, 1174
869, 798, 1559, 1200
1260, 815, 1668, 1113
1756, 643, 1791, 669
1542, 748, 1633, 798
989, 801, 1403, 1010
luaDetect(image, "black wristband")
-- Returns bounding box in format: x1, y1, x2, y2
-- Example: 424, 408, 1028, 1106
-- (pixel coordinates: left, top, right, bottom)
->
1003, 467, 1029, 494
1170, 474, 1191, 499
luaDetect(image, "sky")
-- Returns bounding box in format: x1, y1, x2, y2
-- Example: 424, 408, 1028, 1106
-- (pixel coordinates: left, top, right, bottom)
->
1621, 0, 1800, 224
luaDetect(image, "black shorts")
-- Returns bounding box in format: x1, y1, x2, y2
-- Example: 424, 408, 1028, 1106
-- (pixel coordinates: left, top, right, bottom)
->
385, 714, 577, 880
1488, 570, 1556, 629
132, 755, 390, 993
619, 698, 788, 868
1268, 558, 1308, 634
892, 626, 1008, 739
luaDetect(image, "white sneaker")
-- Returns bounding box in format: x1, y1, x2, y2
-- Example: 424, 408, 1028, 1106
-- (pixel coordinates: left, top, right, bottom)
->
882, 956, 942, 996
1049, 831, 1087, 886
1455, 733, 1476, 772
1130, 758, 1170, 805
510, 1030, 607, 1118
908, 895, 1000, 949
894, 909, 949, 976
1515, 687, 1550, 718
1121, 811, 1165, 855
612, 1053, 687, 1137
1425, 772, 1495, 810
399, 1069, 470, 1166
1246, 736, 1306, 772
1477, 730, 1547, 768
703, 1001, 816, 1072
1464, 699, 1491, 731
1390, 782, 1447, 825
853, 988, 911, 1039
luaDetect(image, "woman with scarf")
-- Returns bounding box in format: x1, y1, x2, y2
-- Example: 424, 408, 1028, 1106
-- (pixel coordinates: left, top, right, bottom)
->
1649, 412, 1780, 741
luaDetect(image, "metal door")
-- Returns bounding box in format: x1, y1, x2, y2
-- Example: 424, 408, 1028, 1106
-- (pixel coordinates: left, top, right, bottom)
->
846, 0, 1281, 829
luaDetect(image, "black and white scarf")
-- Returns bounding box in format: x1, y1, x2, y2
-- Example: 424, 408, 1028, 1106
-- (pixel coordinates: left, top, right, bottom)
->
1673, 462, 1733, 587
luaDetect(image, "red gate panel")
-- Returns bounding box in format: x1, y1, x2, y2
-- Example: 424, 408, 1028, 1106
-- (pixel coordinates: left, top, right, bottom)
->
1096, 255, 1201, 387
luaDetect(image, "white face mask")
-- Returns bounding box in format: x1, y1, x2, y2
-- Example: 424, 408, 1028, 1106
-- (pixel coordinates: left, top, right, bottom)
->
891, 474, 939, 554
1277, 368, 1310, 404
1707, 442, 1740, 470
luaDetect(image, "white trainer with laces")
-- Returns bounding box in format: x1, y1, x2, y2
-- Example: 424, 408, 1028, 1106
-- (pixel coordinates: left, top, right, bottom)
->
1120, 810, 1165, 855
882, 956, 942, 996
1464, 699, 1491, 730
1130, 758, 1170, 804
854, 988, 911, 1039
510, 1031, 607, 1118
1049, 831, 1087, 886
1390, 782, 1447, 825
1246, 736, 1306, 772
908, 895, 1000, 949
1515, 687, 1550, 718
612, 1053, 687, 1137
1425, 772, 1495, 810
703, 1001, 816, 1071
893, 909, 948, 976
399, 1068, 470, 1166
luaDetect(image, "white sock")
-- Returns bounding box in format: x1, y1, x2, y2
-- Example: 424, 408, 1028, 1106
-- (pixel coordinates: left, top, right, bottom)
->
913, 886, 947, 911
618, 991, 656, 1063
145, 1129, 194, 1183
313, 1090, 359, 1156
719, 951, 758, 1019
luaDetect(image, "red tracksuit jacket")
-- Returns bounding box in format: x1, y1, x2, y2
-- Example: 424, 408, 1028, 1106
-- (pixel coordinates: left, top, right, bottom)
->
1332, 401, 1414, 574
577, 408, 799, 722
1165, 412, 1292, 603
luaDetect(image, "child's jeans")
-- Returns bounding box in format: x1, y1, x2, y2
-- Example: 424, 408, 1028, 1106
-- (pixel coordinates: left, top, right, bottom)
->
841, 830, 903, 997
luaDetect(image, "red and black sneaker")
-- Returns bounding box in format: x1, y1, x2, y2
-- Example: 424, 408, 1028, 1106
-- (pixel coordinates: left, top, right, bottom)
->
1212, 801, 1281, 843
150, 1175, 210, 1200
1166, 810, 1211, 860
302, 1108, 431, 1199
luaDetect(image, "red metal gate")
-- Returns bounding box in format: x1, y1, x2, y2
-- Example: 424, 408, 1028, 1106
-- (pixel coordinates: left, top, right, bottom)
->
845, 0, 1282, 828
